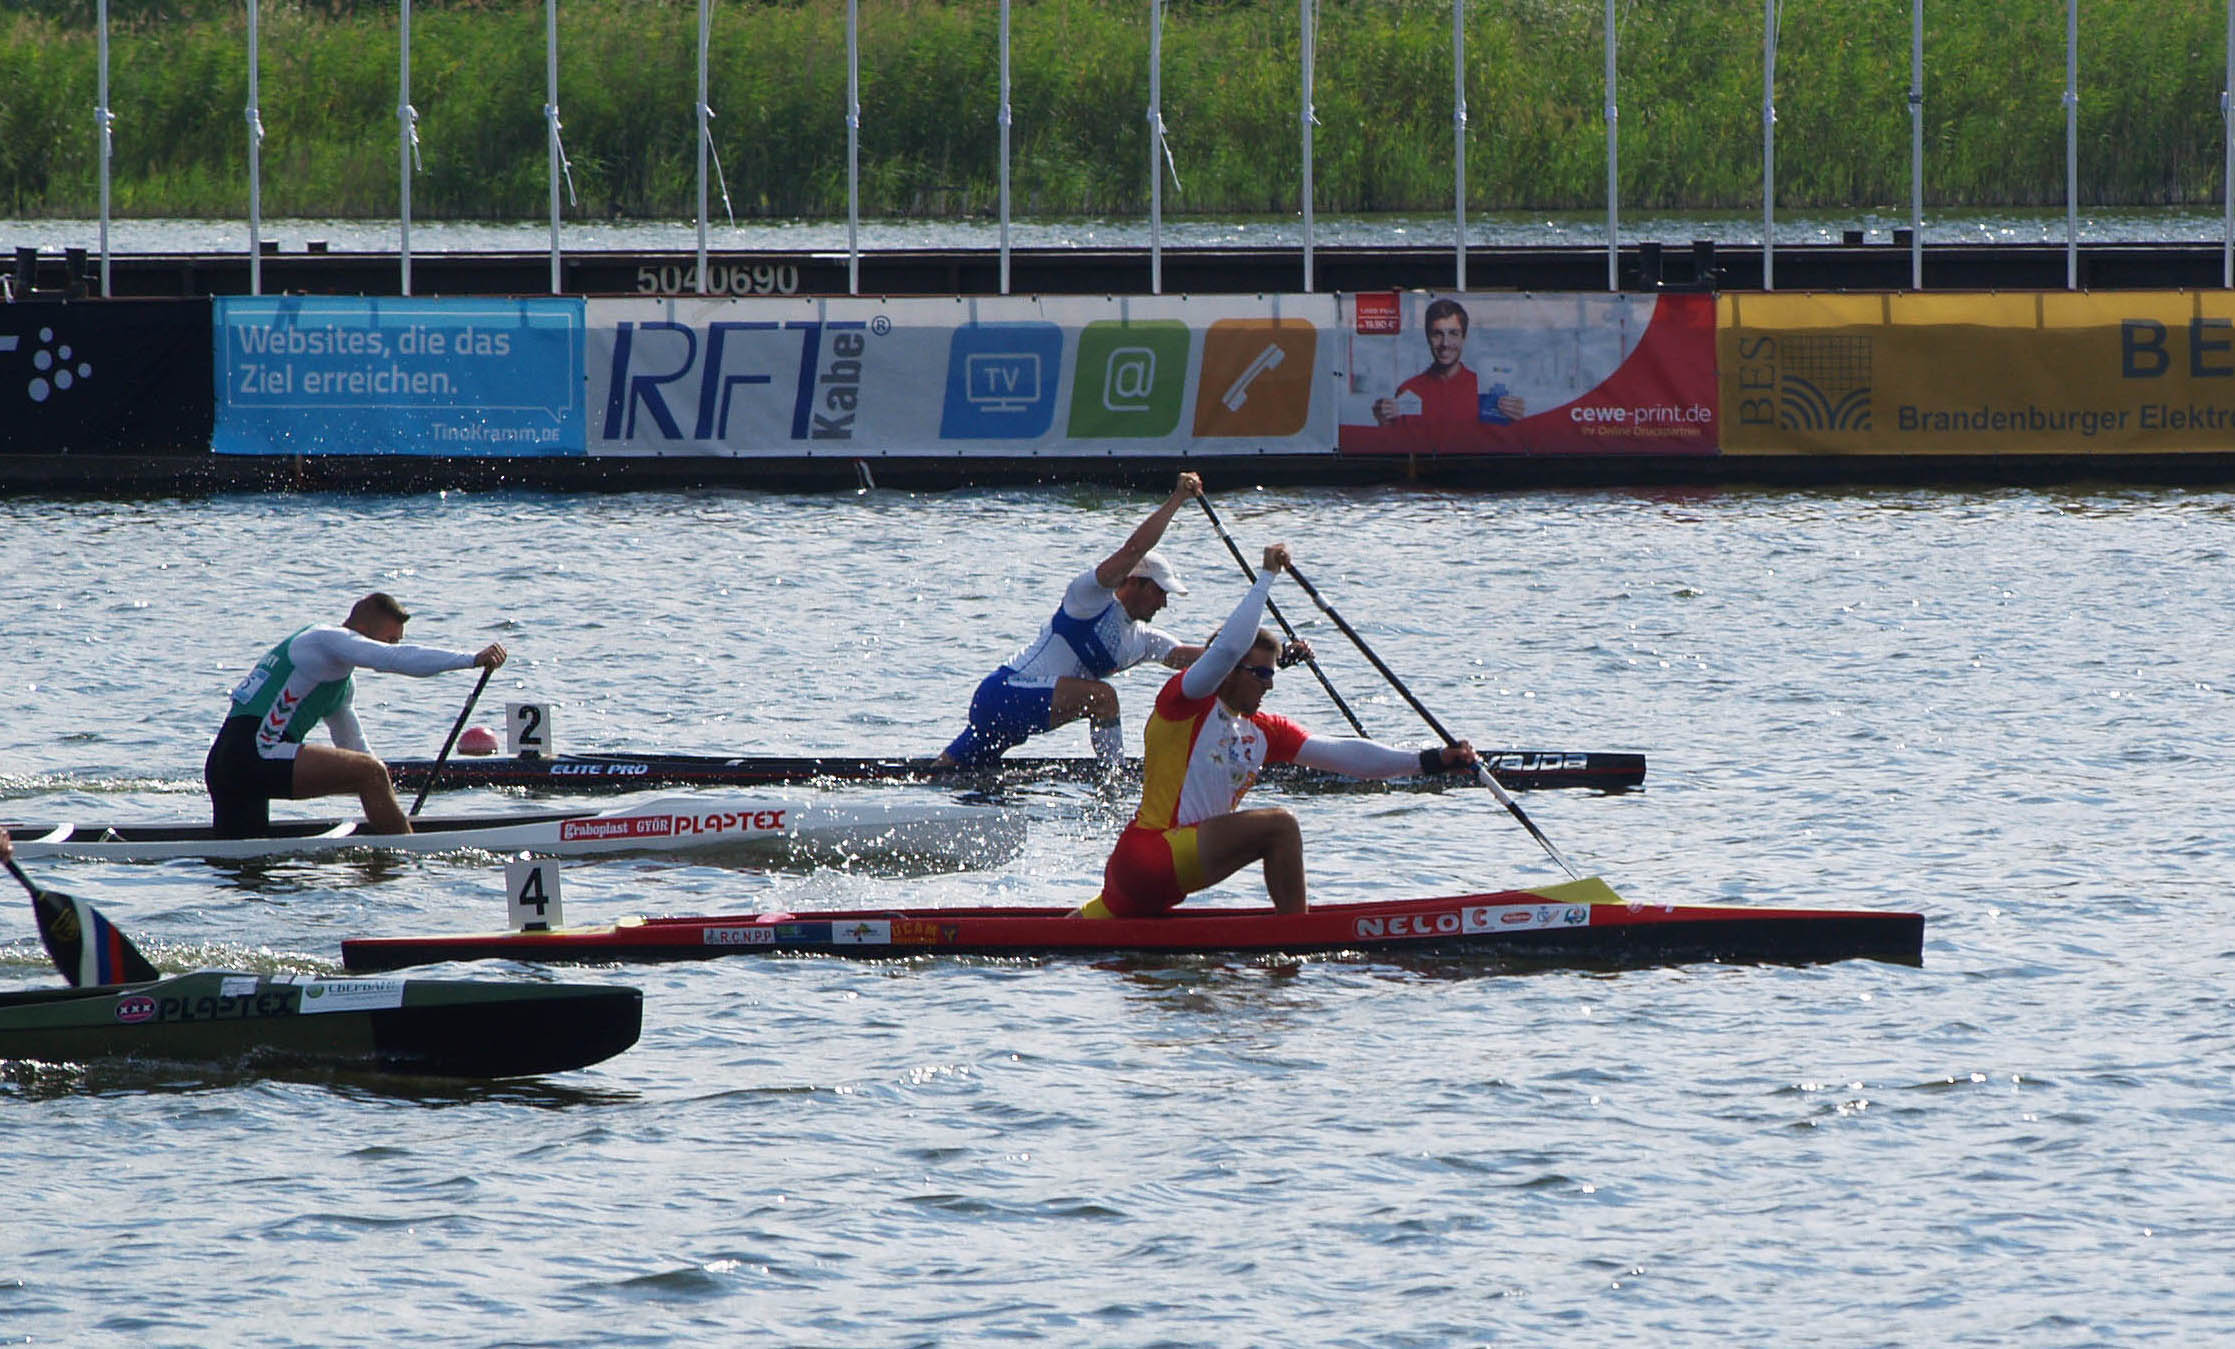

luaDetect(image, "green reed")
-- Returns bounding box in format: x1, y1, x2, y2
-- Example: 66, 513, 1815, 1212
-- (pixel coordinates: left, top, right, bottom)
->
3, 0, 2229, 220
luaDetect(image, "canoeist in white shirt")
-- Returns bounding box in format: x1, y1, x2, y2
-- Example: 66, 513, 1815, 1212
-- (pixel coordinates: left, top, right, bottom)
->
203, 592, 506, 838
935, 472, 1215, 770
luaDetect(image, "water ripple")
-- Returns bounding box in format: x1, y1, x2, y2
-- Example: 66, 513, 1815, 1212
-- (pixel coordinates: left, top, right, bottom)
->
4, 486, 2235, 1343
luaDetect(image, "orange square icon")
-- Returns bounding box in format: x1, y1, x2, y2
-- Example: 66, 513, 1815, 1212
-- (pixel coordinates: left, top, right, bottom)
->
1192, 319, 1318, 438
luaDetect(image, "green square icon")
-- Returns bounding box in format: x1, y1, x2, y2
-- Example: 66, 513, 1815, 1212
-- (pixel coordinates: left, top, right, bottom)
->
1067, 319, 1192, 439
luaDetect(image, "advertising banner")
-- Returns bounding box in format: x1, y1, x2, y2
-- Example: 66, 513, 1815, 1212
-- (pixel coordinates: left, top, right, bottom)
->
1335, 291, 1718, 456
213, 296, 584, 456
585, 294, 1337, 457
1719, 291, 2235, 455
0, 299, 213, 455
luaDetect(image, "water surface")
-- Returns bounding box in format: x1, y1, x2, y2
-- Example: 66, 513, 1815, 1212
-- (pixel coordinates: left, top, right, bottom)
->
1, 484, 2228, 1344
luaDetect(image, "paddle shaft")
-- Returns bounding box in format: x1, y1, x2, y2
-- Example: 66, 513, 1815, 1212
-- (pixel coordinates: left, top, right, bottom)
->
3, 855, 41, 900
1283, 562, 1584, 880
1194, 495, 1372, 739
408, 663, 495, 817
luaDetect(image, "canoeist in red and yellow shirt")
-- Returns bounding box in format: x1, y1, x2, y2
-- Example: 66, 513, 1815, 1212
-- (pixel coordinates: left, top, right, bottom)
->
1082, 543, 1478, 917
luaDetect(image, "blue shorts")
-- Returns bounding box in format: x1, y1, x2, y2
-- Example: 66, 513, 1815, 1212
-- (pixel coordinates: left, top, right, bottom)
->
942, 668, 1056, 767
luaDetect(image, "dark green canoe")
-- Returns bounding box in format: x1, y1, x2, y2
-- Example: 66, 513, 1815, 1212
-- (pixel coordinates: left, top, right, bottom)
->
0, 968, 642, 1078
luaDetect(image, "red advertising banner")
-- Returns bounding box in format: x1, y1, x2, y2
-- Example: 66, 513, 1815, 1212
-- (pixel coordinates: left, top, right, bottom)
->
1336, 291, 1718, 456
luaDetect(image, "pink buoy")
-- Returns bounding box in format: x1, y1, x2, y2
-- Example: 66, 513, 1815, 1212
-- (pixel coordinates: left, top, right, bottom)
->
457, 726, 501, 756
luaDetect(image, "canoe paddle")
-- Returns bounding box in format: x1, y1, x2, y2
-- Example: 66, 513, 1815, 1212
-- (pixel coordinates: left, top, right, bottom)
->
1194, 494, 1374, 739
408, 663, 495, 817
1282, 561, 1585, 881
5, 856, 162, 987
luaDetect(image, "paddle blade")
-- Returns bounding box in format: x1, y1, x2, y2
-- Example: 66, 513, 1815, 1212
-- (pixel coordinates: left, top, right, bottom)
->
1526, 875, 1625, 908
31, 885, 161, 988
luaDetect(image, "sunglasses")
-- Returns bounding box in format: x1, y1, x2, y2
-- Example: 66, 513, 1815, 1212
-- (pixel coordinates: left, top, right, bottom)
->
1239, 664, 1276, 685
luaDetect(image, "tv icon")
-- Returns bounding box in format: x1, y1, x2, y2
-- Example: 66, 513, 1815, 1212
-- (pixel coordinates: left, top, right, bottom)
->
941, 322, 1063, 440
965, 352, 1042, 414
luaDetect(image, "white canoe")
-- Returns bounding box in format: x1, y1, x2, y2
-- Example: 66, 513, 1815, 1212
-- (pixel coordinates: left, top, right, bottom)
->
3, 792, 1024, 871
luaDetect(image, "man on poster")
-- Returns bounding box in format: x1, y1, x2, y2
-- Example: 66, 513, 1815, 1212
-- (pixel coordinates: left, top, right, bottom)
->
1370, 297, 1524, 430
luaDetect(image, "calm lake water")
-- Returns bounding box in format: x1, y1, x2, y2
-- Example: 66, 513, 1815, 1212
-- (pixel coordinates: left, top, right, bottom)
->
5, 205, 2230, 257
2, 483, 2231, 1344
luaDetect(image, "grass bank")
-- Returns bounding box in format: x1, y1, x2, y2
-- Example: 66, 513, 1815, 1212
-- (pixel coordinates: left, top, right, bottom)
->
2, 0, 2226, 220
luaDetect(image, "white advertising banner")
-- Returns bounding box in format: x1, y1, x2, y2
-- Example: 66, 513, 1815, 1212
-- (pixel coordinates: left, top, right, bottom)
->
585, 294, 1338, 457
1334, 291, 1720, 457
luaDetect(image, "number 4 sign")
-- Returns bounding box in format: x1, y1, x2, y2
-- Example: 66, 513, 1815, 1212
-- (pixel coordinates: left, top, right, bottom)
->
506, 858, 564, 932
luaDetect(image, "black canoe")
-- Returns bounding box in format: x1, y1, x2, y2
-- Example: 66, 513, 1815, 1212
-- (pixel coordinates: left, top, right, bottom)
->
387, 748, 1647, 795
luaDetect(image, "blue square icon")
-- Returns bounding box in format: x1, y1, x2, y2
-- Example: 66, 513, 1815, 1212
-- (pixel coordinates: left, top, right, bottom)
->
941, 322, 1064, 440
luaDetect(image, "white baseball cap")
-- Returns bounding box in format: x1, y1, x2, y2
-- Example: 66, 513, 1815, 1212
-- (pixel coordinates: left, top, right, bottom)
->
1126, 550, 1189, 596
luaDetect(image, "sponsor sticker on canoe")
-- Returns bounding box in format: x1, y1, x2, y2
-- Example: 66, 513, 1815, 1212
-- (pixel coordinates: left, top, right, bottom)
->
672, 808, 788, 836
889, 920, 949, 946
1355, 910, 1466, 938
1461, 904, 1592, 934
297, 978, 408, 1014
560, 814, 677, 842
702, 926, 776, 947
1484, 751, 1589, 772
220, 975, 261, 998
831, 920, 891, 946
114, 994, 156, 1024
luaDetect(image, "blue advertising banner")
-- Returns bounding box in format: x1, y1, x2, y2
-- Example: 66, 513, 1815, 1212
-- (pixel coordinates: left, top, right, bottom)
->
213, 297, 584, 456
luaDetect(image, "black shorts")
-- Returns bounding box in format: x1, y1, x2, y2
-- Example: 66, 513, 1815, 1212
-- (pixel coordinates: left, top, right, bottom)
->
204, 715, 297, 838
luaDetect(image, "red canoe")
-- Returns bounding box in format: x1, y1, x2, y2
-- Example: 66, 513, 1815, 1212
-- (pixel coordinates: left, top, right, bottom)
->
340, 878, 1923, 973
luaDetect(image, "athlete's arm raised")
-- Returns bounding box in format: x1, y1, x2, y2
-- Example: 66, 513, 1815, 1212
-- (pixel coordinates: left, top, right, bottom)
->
1179, 543, 1288, 701
1093, 472, 1202, 589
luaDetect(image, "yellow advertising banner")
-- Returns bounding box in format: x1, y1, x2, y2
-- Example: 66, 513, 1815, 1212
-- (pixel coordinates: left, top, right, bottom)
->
1718, 291, 2235, 454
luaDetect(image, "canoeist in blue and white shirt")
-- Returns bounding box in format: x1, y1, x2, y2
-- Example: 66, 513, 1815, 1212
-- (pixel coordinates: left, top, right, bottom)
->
203, 592, 506, 838
935, 473, 1210, 770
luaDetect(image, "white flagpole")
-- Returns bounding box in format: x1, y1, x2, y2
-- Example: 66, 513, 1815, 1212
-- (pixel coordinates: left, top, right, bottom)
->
999, 0, 1011, 295
1300, 0, 1315, 292
97, 0, 112, 296
1605, 0, 1618, 291
697, 0, 710, 295
1910, 0, 1923, 290
2065, 0, 2078, 290
247, 0, 262, 297
546, 0, 564, 294
1453, 0, 1466, 292
1149, 0, 1163, 295
1762, 0, 1777, 291
399, 0, 413, 297
847, 0, 860, 295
